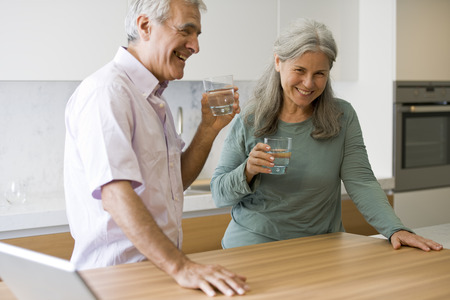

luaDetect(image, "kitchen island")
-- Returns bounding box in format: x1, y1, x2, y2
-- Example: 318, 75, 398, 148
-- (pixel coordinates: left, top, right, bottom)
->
372, 223, 450, 249
1, 232, 449, 299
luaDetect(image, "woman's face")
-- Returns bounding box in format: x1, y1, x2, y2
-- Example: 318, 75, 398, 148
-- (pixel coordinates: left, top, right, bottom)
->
275, 51, 330, 111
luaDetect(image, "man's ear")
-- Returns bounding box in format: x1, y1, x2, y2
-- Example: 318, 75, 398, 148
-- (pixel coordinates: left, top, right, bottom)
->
136, 14, 151, 41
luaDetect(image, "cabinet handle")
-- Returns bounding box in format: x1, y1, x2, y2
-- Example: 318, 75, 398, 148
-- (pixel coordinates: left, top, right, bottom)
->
177, 107, 183, 134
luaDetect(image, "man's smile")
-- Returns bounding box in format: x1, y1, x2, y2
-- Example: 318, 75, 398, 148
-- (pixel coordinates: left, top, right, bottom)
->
174, 50, 187, 61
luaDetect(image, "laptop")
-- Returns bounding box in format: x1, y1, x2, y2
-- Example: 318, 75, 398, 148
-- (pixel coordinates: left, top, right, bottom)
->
0, 242, 98, 300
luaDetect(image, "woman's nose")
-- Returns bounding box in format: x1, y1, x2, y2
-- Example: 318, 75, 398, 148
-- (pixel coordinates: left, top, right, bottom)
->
303, 74, 315, 88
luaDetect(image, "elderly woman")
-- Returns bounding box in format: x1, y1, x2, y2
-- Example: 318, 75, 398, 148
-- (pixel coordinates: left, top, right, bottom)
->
211, 19, 442, 252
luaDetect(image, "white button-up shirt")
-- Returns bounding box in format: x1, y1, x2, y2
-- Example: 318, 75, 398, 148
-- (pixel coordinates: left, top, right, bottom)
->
64, 47, 185, 269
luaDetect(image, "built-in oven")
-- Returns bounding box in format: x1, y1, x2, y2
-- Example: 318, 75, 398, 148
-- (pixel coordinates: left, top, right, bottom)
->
394, 81, 450, 192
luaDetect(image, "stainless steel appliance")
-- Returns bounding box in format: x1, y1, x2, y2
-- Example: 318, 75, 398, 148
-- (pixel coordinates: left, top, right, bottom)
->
394, 81, 450, 192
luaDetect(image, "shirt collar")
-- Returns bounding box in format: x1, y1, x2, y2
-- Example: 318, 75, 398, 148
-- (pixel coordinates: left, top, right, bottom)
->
156, 80, 169, 97
113, 47, 168, 98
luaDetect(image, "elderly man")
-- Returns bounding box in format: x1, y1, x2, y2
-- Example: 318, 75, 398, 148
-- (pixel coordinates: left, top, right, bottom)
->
64, 0, 249, 296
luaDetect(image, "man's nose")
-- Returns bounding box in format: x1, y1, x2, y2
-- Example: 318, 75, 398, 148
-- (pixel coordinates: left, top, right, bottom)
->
187, 36, 200, 54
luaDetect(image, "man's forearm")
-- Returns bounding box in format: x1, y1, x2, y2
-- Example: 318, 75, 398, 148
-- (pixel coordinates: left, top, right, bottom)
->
181, 124, 218, 189
101, 180, 189, 275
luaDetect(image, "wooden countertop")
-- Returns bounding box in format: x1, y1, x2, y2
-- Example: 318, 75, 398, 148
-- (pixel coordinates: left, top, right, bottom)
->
2, 232, 449, 299
371, 223, 450, 249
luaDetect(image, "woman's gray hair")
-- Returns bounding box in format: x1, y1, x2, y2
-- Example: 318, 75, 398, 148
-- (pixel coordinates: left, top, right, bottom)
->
125, 0, 207, 43
244, 18, 342, 140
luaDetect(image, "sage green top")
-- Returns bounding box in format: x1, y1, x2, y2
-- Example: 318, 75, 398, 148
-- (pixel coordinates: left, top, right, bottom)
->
211, 99, 410, 248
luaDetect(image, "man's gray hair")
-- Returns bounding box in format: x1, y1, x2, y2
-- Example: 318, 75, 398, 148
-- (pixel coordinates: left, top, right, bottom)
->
125, 0, 206, 43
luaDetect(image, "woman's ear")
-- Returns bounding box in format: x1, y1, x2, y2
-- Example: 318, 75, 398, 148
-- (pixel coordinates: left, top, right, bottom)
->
274, 54, 281, 72
136, 14, 151, 41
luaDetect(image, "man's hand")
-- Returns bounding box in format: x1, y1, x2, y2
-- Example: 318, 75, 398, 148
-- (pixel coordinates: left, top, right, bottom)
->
200, 87, 241, 133
390, 230, 443, 251
102, 181, 250, 297
180, 87, 241, 189
172, 259, 249, 297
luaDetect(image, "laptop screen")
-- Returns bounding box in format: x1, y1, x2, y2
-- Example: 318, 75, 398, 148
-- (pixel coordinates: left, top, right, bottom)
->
0, 242, 98, 300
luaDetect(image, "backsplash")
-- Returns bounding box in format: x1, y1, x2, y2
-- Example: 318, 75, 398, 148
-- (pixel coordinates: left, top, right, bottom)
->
0, 80, 254, 210
0, 81, 79, 209
164, 80, 254, 179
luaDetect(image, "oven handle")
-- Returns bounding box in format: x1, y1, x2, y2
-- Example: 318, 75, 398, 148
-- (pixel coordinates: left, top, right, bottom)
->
400, 105, 450, 113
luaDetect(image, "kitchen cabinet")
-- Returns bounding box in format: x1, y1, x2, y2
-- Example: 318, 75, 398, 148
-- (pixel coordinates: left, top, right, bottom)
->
279, 0, 359, 81
184, 0, 359, 81
396, 0, 450, 81
342, 194, 394, 236
1, 0, 361, 82
0, 0, 128, 80
0, 213, 232, 258
1, 232, 74, 261
183, 0, 277, 81
394, 187, 450, 229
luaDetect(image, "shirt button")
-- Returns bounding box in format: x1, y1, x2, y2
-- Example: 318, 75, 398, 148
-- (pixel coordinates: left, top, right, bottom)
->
169, 162, 174, 168
159, 103, 165, 108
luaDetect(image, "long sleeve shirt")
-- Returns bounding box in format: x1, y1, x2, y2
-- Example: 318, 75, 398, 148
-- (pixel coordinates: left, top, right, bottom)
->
211, 99, 410, 248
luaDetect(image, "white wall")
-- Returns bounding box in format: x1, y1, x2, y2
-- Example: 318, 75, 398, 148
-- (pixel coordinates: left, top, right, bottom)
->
333, 0, 396, 178
279, 0, 359, 82
0, 0, 128, 80
183, 0, 278, 81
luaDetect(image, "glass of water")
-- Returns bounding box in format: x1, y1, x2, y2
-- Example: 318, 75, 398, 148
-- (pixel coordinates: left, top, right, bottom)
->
264, 137, 292, 175
203, 75, 234, 116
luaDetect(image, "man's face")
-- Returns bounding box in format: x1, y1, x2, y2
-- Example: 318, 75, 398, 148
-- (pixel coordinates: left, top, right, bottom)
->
144, 0, 201, 81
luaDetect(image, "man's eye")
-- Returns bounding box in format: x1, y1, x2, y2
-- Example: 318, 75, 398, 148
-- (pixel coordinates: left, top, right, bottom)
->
178, 28, 193, 36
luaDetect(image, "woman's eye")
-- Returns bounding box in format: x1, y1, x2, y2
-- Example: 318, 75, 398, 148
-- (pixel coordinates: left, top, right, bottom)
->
315, 72, 327, 77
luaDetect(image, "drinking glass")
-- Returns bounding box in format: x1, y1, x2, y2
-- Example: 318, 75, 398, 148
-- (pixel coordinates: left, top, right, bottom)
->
264, 137, 292, 175
203, 75, 234, 116
3, 180, 27, 205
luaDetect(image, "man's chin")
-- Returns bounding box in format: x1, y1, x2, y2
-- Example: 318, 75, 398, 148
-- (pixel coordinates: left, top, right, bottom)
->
172, 71, 185, 81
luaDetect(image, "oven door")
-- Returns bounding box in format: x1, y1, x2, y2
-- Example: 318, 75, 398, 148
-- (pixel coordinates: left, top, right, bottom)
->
394, 104, 450, 192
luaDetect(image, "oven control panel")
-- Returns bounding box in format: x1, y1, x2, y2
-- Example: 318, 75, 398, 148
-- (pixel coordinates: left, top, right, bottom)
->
395, 81, 450, 104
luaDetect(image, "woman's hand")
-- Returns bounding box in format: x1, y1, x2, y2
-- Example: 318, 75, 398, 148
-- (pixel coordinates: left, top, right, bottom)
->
245, 142, 275, 183
390, 230, 443, 251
